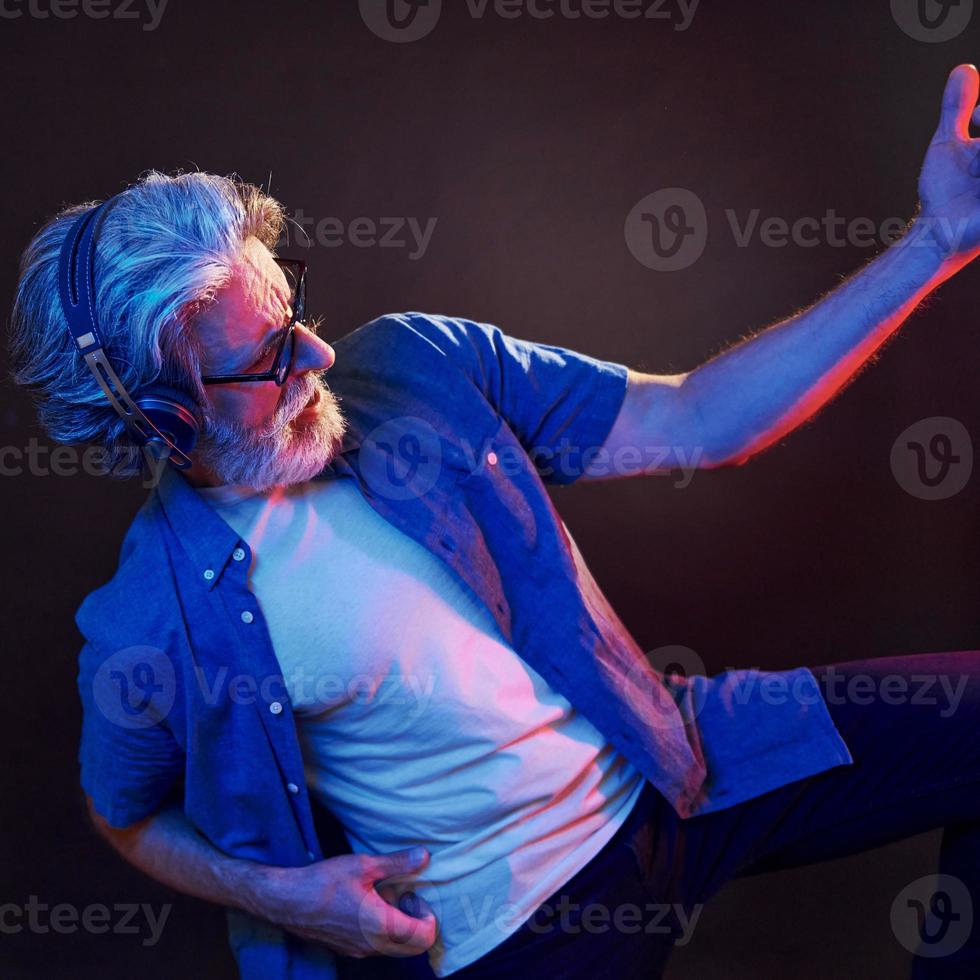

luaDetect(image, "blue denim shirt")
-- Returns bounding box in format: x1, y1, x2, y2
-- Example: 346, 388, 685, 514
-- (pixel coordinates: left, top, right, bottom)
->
75, 312, 853, 978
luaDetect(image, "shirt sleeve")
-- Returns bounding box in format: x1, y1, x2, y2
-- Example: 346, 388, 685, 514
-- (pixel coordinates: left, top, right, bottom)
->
389, 312, 631, 485
77, 640, 185, 829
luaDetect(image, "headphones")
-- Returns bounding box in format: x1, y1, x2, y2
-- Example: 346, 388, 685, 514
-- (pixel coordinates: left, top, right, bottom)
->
57, 191, 202, 472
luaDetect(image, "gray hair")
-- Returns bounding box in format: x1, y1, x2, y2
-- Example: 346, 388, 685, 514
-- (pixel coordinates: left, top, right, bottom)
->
7, 170, 286, 477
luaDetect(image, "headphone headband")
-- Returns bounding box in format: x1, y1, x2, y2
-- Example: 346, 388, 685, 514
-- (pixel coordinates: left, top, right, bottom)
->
56, 190, 199, 472
58, 196, 122, 356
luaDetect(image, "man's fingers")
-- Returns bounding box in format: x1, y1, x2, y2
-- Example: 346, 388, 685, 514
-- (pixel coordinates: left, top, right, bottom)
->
373, 892, 438, 954
356, 847, 438, 955
366, 846, 430, 882
937, 63, 979, 142
400, 891, 436, 920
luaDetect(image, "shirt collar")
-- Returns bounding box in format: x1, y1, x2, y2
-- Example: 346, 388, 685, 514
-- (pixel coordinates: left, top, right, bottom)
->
153, 455, 359, 590
155, 464, 245, 591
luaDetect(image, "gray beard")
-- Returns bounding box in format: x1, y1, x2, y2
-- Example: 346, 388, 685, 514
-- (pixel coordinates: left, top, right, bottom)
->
194, 373, 348, 493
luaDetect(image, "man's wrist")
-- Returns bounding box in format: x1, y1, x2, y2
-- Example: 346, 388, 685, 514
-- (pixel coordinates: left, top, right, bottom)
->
901, 209, 980, 278
904, 212, 953, 257
889, 211, 966, 287
228, 859, 288, 922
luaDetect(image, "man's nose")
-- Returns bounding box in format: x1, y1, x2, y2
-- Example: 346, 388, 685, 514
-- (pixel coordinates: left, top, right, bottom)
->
293, 324, 335, 374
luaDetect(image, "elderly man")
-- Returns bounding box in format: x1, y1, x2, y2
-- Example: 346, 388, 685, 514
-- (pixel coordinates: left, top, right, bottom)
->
8, 63, 980, 980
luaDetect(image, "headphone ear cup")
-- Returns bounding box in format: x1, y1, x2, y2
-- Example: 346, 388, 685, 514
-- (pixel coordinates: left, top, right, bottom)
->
134, 384, 202, 460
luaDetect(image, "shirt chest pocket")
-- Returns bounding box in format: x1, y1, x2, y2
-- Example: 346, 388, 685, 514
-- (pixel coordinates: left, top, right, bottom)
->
450, 416, 543, 559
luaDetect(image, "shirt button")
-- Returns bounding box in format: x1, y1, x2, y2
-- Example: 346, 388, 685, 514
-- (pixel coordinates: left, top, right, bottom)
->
269, 701, 284, 715
287, 782, 300, 795
240, 610, 254, 624
233, 547, 246, 562
203, 569, 215, 581
486, 451, 498, 466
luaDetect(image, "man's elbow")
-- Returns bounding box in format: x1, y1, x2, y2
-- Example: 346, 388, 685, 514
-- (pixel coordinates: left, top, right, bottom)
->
86, 794, 121, 841
84, 794, 149, 853
86, 793, 108, 829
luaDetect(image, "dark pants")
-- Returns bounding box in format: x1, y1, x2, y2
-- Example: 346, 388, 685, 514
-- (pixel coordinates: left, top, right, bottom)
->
399, 651, 980, 979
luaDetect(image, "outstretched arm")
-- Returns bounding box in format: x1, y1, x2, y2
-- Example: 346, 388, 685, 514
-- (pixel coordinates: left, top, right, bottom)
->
586, 63, 980, 478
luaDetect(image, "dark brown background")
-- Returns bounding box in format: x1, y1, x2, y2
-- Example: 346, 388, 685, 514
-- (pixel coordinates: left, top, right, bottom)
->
2, 1, 978, 977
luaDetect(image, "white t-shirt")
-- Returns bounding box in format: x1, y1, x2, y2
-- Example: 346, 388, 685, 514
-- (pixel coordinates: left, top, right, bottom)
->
197, 474, 645, 976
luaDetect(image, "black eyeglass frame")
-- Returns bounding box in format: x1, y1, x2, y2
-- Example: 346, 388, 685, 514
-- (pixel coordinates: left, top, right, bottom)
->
200, 257, 307, 387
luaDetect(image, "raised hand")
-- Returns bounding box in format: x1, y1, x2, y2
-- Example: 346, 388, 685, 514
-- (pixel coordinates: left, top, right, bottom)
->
916, 63, 980, 264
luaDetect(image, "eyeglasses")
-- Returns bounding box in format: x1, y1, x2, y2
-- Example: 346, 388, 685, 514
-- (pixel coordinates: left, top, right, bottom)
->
201, 258, 307, 387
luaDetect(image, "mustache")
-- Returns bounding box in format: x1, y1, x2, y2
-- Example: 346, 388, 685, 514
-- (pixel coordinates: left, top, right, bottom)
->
259, 371, 331, 437
201, 372, 327, 442
194, 368, 345, 493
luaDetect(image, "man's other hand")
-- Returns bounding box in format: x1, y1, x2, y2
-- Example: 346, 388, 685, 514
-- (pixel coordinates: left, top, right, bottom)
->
917, 63, 980, 264
257, 846, 439, 960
